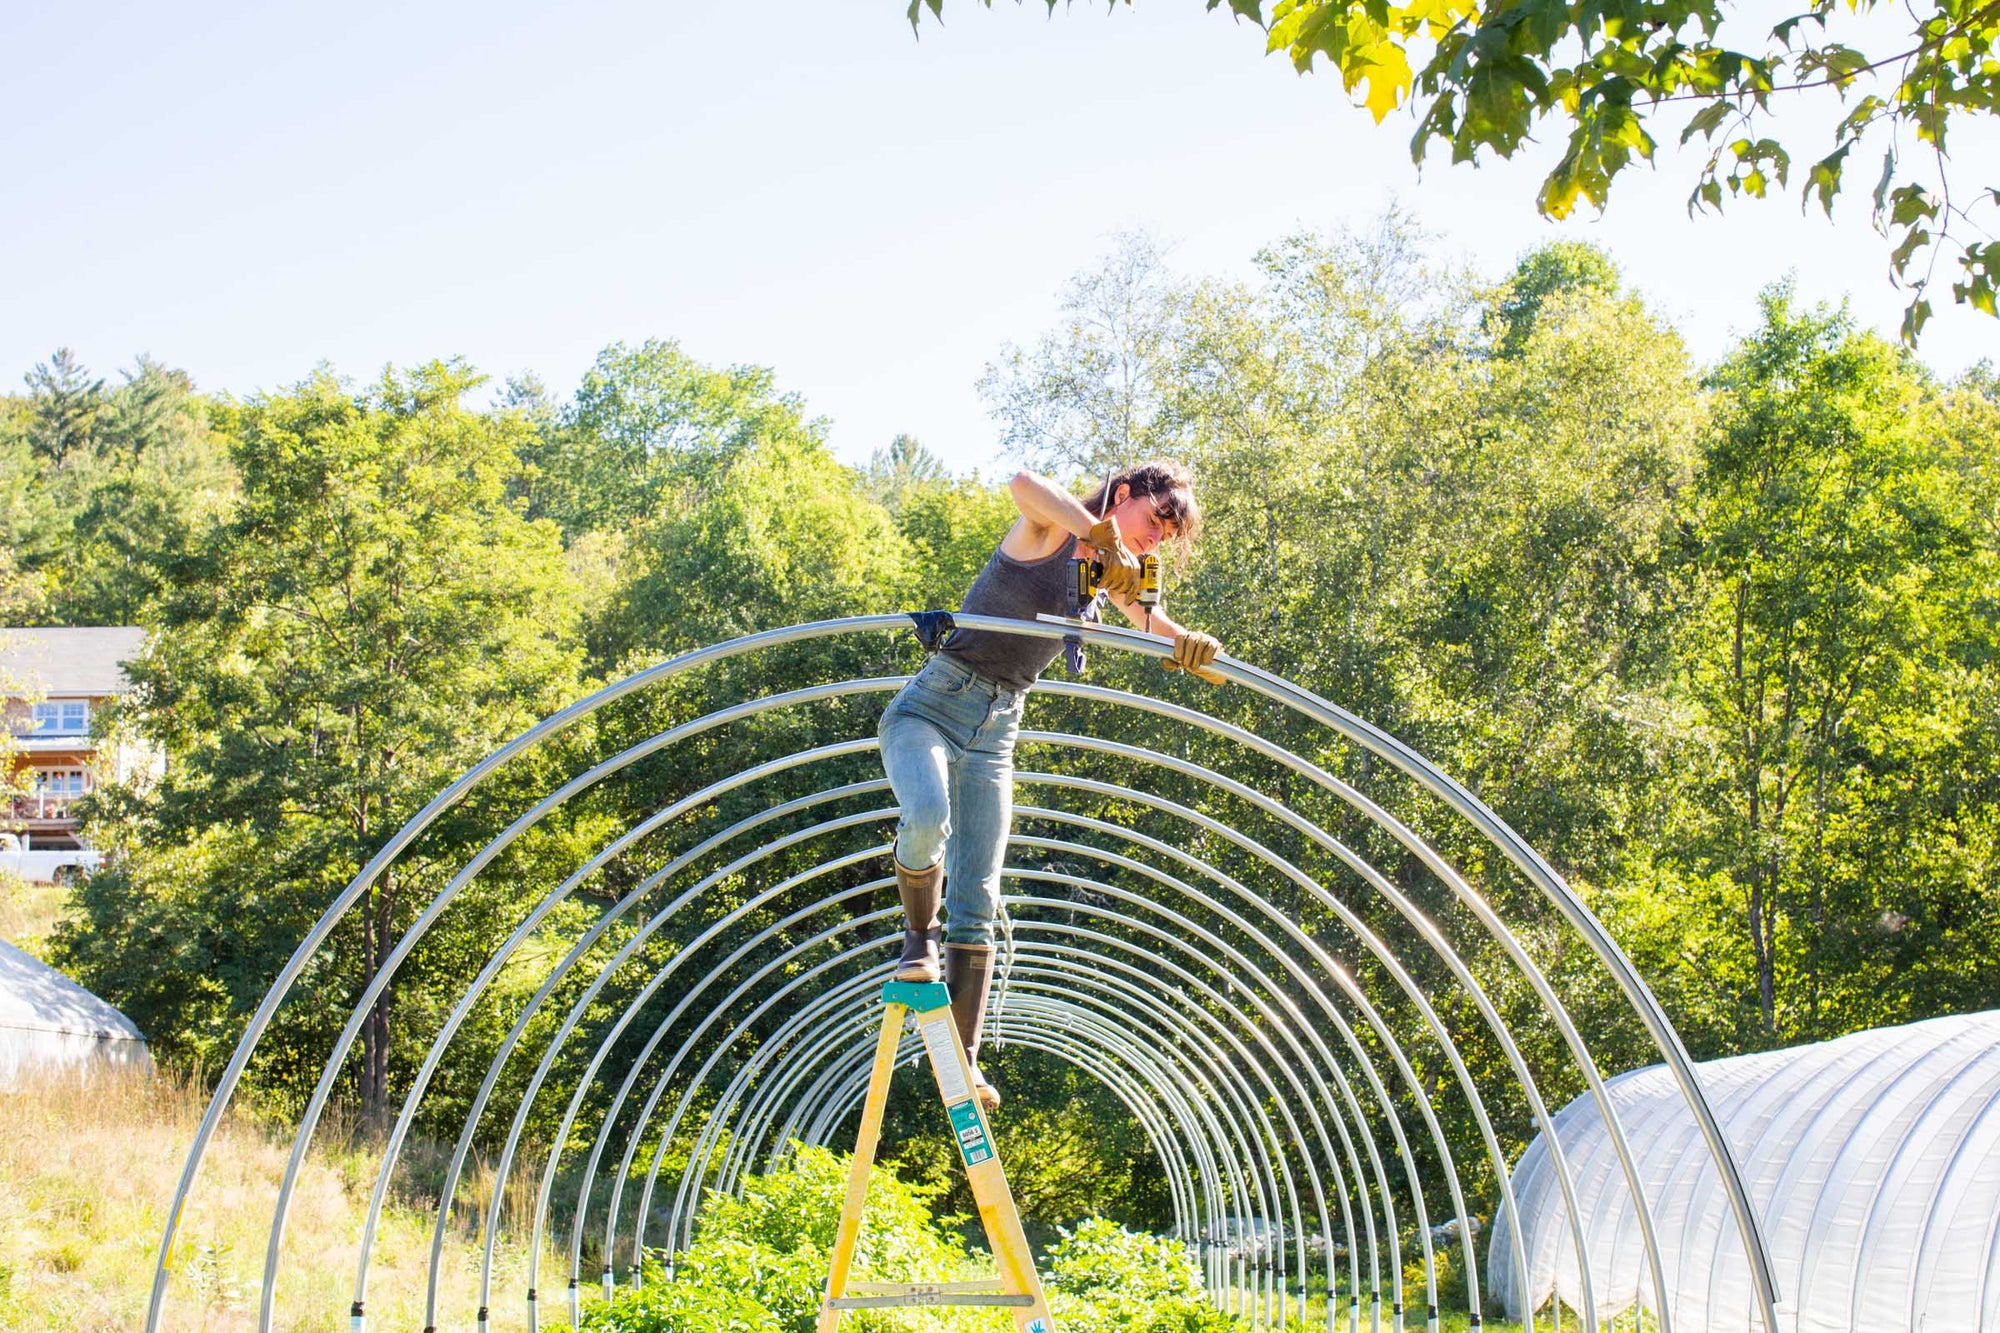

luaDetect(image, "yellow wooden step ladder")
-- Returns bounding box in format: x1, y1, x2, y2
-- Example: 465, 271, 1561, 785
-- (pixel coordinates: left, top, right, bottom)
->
818, 979, 1058, 1333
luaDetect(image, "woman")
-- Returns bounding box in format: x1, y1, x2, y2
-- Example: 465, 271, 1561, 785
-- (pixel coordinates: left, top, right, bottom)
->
877, 460, 1224, 1110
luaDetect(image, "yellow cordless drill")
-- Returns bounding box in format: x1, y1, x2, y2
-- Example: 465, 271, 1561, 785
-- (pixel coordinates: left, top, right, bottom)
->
1071, 552, 1162, 615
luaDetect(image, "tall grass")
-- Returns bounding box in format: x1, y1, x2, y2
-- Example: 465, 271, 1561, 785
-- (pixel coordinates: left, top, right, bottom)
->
0, 1065, 564, 1332
0, 870, 68, 958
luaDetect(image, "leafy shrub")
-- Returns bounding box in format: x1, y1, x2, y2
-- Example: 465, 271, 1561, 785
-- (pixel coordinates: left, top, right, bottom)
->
1046, 1218, 1243, 1333
584, 1151, 1242, 1333
584, 1145, 991, 1333
581, 1274, 780, 1333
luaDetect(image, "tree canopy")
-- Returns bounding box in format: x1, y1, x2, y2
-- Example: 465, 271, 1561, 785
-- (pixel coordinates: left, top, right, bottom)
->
54, 361, 585, 1119
7, 223, 1995, 1263
911, 0, 2000, 341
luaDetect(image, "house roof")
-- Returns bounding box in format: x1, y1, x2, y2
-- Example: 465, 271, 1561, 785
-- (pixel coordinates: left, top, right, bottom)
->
0, 627, 149, 698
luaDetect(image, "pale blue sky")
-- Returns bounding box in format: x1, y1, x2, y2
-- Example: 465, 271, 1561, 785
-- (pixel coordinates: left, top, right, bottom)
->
4, 0, 1992, 474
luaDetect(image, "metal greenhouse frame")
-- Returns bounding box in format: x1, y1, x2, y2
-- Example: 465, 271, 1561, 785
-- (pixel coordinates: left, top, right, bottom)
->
143, 613, 1782, 1333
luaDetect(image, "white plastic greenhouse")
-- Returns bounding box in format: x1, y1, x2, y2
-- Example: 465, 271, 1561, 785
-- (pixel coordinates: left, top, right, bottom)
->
1489, 1009, 2000, 1333
0, 937, 152, 1090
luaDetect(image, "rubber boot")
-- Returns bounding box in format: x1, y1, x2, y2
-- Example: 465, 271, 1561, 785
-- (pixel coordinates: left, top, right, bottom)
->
946, 942, 1002, 1111
894, 860, 944, 983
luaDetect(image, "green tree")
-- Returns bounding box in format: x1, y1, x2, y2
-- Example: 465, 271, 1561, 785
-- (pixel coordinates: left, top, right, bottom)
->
881, 472, 1017, 608
981, 231, 1178, 478
523, 339, 814, 539
62, 359, 237, 624
603, 430, 918, 662
1663, 285, 1999, 1043
977, 224, 1745, 1223
23, 348, 103, 471
914, 0, 2000, 339
1492, 242, 1623, 356
862, 433, 950, 511
1960, 358, 1999, 402
55, 361, 583, 1120
861, 435, 1015, 607
561, 344, 921, 666
0, 356, 236, 627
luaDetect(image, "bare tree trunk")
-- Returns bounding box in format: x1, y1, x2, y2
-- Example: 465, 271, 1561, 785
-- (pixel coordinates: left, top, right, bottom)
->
1750, 864, 1777, 1036
360, 863, 394, 1129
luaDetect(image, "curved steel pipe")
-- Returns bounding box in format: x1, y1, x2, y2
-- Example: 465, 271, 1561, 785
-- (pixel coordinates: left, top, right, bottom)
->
466, 779, 893, 1313
668, 828, 1407, 1315
456, 772, 1384, 1304
728, 1006, 1200, 1243
1034, 674, 1648, 1332
688, 932, 1328, 1280
148, 614, 1776, 1333
1015, 770, 1489, 1319
703, 982, 1221, 1274
380, 773, 894, 1313
504, 740, 1528, 1320
795, 1002, 1273, 1323
358, 684, 1575, 1331
492, 752, 1504, 1320
700, 984, 1205, 1253
450, 740, 1528, 1320
602, 822, 1459, 1332
277, 678, 898, 1332
789, 967, 1318, 1329
616, 880, 1400, 1320
622, 914, 1299, 1309
1011, 804, 1451, 1324
782, 989, 1272, 1319
1008, 844, 1403, 1310
1017, 724, 1573, 1326
153, 616, 926, 1332
765, 1015, 1225, 1301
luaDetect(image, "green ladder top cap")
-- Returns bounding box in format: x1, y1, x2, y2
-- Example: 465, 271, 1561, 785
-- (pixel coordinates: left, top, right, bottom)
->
880, 980, 951, 1010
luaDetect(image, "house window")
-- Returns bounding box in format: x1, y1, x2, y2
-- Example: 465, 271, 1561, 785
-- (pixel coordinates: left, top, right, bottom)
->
35, 769, 87, 798
25, 767, 88, 819
30, 700, 89, 735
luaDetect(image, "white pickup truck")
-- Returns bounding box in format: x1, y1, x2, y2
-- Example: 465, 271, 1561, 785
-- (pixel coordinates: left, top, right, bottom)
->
0, 833, 100, 884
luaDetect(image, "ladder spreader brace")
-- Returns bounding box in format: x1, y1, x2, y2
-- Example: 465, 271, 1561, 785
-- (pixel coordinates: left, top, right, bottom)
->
818, 979, 1058, 1333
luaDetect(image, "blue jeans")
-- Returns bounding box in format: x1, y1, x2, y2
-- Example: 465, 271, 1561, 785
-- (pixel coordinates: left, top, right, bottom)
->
878, 654, 1026, 948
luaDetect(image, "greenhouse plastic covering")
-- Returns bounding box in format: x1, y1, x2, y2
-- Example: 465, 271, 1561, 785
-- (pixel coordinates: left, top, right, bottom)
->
1489, 1009, 2000, 1332
0, 937, 152, 1089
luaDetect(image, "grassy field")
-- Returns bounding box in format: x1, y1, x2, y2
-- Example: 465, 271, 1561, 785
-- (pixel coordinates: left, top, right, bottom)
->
0, 871, 69, 958
0, 1067, 564, 1332
0, 1062, 1563, 1333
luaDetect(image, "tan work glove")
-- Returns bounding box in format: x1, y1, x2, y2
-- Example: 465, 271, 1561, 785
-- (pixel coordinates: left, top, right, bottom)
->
1088, 512, 1152, 596
1086, 516, 1144, 598
1162, 629, 1226, 684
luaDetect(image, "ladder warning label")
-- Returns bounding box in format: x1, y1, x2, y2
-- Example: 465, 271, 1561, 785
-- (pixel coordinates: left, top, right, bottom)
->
1028, 1320, 1051, 1333
918, 1014, 971, 1103
947, 1098, 994, 1166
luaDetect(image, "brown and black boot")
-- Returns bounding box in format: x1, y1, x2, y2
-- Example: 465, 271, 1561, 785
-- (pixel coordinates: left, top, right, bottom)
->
894, 860, 944, 983
946, 941, 1002, 1111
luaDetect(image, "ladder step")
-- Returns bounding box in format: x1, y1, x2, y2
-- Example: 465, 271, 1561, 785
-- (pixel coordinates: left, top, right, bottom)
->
847, 1279, 1009, 1295
824, 1280, 1040, 1304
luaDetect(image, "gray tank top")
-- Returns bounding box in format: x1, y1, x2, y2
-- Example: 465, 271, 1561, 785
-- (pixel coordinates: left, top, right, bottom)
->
942, 538, 1079, 691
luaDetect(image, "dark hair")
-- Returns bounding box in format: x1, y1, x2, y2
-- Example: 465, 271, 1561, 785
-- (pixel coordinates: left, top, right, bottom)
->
1080, 459, 1202, 547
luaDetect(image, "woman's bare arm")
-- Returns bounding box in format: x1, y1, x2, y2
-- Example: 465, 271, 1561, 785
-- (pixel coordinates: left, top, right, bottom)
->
1001, 471, 1097, 560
